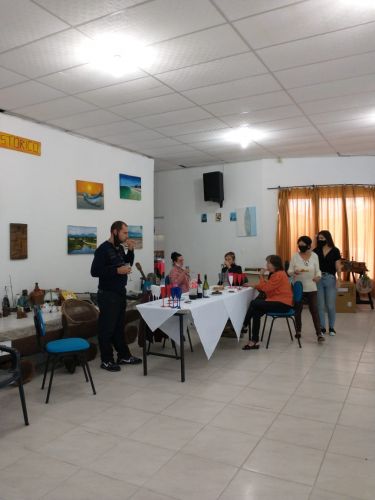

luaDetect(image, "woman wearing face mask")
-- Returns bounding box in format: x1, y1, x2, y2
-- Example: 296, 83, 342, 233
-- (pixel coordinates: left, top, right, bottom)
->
313, 231, 342, 336
169, 251, 190, 293
289, 236, 323, 342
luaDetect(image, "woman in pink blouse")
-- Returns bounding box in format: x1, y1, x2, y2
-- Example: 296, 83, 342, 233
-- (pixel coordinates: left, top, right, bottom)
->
169, 252, 190, 293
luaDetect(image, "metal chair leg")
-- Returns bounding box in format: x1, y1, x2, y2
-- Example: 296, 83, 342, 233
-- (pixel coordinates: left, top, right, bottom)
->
291, 317, 302, 348
266, 318, 276, 349
41, 354, 50, 389
45, 357, 57, 404
80, 355, 89, 382
84, 360, 96, 395
18, 380, 29, 425
286, 317, 293, 341
261, 315, 268, 342
187, 327, 193, 352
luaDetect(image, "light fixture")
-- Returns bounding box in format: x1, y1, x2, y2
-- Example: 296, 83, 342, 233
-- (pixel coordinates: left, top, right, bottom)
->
79, 34, 156, 77
339, 0, 375, 7
225, 125, 266, 149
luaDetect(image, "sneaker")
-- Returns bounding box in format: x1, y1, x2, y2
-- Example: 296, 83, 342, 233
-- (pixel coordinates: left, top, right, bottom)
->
101, 361, 121, 372
321, 328, 326, 335
329, 328, 336, 336
117, 356, 142, 365
317, 334, 325, 342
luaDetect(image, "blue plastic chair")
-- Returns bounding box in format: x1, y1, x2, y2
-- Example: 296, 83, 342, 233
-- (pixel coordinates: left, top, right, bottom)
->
34, 306, 96, 403
260, 281, 303, 349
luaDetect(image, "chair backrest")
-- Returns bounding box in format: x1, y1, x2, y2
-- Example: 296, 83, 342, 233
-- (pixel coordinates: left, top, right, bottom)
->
33, 306, 47, 349
62, 299, 99, 324
293, 281, 303, 304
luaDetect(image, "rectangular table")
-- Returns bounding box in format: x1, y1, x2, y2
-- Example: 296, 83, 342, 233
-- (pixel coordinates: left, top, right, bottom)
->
137, 287, 257, 381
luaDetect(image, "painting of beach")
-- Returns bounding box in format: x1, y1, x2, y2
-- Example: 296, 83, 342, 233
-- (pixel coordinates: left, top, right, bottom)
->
119, 174, 141, 201
67, 226, 97, 255
76, 180, 104, 210
128, 225, 143, 249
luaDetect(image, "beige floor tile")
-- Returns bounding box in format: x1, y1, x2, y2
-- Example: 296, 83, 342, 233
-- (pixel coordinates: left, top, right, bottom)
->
92, 380, 140, 404
186, 380, 243, 403
346, 387, 375, 408
244, 438, 324, 486
161, 396, 225, 424
40, 469, 138, 500
329, 424, 375, 460
220, 469, 311, 500
211, 404, 276, 437
303, 367, 355, 386
38, 426, 118, 467
0, 452, 77, 500
266, 414, 335, 450
232, 386, 290, 412
122, 388, 181, 413
352, 372, 375, 391
129, 414, 202, 450
182, 425, 259, 466
0, 438, 31, 470
208, 367, 259, 386
131, 490, 178, 500
295, 380, 349, 402
250, 373, 300, 395
83, 405, 155, 437
87, 439, 175, 486
338, 403, 375, 432
44, 396, 112, 425
310, 487, 361, 499
282, 395, 343, 424
145, 452, 237, 500
316, 452, 375, 500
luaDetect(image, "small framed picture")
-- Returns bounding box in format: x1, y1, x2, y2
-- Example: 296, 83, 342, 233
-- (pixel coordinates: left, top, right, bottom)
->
201, 213, 207, 223
230, 211, 237, 222
215, 212, 222, 222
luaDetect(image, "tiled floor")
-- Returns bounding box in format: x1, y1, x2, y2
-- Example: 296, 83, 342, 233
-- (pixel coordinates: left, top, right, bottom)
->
1, 308, 375, 500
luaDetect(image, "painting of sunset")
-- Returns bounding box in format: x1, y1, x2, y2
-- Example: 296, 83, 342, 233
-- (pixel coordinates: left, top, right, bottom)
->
119, 174, 141, 201
76, 180, 104, 210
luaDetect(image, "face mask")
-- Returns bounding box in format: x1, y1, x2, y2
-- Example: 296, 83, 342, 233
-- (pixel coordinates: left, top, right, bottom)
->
298, 245, 308, 253
317, 239, 327, 247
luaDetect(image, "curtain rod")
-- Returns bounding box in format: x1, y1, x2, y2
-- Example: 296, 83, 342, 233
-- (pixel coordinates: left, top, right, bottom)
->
267, 183, 375, 190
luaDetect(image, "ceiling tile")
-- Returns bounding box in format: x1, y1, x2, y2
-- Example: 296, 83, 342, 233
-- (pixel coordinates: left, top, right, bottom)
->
133, 107, 212, 128
309, 106, 375, 125
106, 129, 165, 145
137, 137, 182, 151
223, 114, 309, 131
33, 0, 145, 25
182, 74, 281, 105
75, 120, 145, 138
47, 109, 123, 129
290, 74, 375, 104
0, 0, 68, 53
112, 93, 193, 119
155, 52, 267, 91
275, 52, 375, 89
234, 0, 375, 49
175, 128, 233, 144
257, 23, 375, 71
0, 66, 27, 89
38, 64, 146, 94
0, 81, 64, 109
76, 77, 172, 107
221, 105, 303, 127
203, 90, 293, 116
212, 0, 301, 21
156, 117, 228, 137
301, 91, 375, 115
13, 96, 96, 121
0, 30, 91, 78
140, 25, 249, 74
79, 0, 225, 46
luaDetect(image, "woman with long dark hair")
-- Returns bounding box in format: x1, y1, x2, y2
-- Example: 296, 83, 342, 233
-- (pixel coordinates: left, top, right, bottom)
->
313, 230, 342, 336
242, 255, 293, 350
169, 251, 190, 293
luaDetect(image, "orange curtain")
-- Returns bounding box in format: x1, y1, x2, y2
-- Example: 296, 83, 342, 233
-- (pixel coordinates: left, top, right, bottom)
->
276, 185, 375, 279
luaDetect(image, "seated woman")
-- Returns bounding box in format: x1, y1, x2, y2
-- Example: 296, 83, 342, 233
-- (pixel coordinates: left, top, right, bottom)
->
242, 255, 293, 350
219, 251, 243, 284
169, 251, 190, 293
289, 236, 323, 342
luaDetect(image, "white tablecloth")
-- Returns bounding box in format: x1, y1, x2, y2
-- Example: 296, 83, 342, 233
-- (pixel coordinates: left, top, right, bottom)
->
136, 287, 257, 359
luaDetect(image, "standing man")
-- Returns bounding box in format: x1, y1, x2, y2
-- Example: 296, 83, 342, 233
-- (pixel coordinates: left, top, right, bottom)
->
91, 221, 142, 371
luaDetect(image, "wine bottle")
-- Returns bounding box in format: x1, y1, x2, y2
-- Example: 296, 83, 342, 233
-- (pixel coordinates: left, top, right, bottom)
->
203, 274, 209, 298
197, 273, 203, 298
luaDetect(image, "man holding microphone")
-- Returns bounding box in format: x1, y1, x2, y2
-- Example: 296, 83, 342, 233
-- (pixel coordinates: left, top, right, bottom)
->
91, 220, 142, 372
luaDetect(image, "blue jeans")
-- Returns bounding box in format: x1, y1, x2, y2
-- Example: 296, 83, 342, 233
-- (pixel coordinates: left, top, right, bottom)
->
317, 274, 337, 329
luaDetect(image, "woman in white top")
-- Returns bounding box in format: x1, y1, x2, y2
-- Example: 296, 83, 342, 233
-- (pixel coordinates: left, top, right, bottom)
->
289, 236, 324, 342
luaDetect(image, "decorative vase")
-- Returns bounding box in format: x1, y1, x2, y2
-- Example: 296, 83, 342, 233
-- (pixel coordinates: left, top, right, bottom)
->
29, 282, 45, 306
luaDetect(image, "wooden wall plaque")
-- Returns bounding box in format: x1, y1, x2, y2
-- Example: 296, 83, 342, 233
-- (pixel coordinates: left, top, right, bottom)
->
10, 223, 28, 260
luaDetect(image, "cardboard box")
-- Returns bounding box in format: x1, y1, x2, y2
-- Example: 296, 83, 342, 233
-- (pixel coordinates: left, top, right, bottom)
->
336, 281, 356, 313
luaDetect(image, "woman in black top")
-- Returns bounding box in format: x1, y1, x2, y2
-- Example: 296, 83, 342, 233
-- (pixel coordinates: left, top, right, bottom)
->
313, 230, 342, 336
219, 251, 243, 284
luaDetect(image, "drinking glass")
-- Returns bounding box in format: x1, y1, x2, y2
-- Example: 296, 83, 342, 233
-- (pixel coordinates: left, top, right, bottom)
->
228, 273, 234, 287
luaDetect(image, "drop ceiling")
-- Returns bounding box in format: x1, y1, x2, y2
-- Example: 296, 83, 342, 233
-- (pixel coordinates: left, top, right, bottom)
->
1, 0, 375, 171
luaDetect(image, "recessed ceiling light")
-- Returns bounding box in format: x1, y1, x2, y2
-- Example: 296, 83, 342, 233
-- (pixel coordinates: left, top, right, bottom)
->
79, 35, 155, 77
240, 111, 249, 115
340, 0, 375, 7
225, 126, 266, 149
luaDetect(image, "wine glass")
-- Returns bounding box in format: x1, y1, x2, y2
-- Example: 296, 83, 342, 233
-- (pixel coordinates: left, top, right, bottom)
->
175, 287, 182, 308
228, 273, 234, 287
160, 286, 166, 307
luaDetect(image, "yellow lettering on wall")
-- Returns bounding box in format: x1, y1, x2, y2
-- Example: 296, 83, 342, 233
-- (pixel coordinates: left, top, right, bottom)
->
0, 132, 41, 156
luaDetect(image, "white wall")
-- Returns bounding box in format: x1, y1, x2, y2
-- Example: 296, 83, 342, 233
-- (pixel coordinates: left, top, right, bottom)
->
155, 156, 375, 284
0, 114, 154, 301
